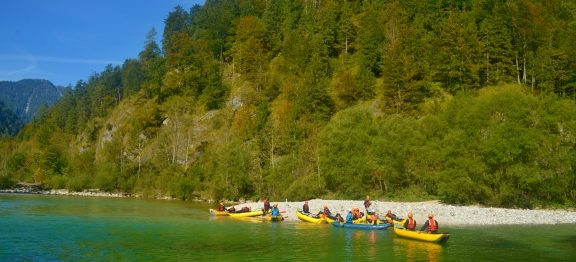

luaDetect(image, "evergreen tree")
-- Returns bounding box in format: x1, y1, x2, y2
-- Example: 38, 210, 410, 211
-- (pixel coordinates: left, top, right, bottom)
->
139, 28, 164, 99
162, 6, 191, 54
478, 2, 515, 86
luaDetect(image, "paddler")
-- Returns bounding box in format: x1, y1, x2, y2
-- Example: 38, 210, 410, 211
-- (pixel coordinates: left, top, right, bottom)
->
403, 212, 417, 231
420, 212, 439, 233
271, 203, 281, 218
352, 208, 363, 220
385, 209, 401, 223
364, 195, 374, 215
318, 204, 338, 221
345, 209, 353, 223
302, 200, 310, 214
217, 201, 226, 212
263, 198, 271, 213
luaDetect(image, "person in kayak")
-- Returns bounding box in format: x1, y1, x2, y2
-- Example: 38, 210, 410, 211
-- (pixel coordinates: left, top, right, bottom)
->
352, 208, 364, 220
345, 209, 354, 223
302, 201, 310, 214
364, 195, 375, 214
317, 204, 338, 221
403, 212, 417, 230
227, 206, 236, 213
263, 198, 271, 213
420, 213, 439, 233
385, 209, 401, 223
217, 201, 226, 212
271, 203, 281, 218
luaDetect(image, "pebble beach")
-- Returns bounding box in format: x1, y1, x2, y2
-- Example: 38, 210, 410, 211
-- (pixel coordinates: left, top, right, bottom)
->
230, 199, 576, 225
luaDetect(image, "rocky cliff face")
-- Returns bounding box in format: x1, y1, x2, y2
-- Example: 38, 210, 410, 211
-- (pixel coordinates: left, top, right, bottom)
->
0, 79, 63, 123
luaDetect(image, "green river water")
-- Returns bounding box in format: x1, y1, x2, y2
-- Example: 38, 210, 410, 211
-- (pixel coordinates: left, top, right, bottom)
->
1, 194, 575, 261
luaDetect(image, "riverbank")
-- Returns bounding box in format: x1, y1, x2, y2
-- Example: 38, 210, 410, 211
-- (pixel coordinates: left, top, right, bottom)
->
0, 187, 131, 198
3, 186, 576, 225
229, 199, 576, 225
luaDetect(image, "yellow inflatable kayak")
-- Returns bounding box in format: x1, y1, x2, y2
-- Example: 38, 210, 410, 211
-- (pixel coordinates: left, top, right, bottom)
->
209, 209, 229, 216
264, 214, 284, 222
393, 227, 450, 243
296, 210, 335, 224
353, 216, 383, 225
229, 209, 264, 218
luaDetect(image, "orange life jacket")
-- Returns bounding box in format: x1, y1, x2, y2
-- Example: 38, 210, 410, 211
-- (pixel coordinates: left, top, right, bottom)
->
427, 218, 437, 233
406, 218, 416, 230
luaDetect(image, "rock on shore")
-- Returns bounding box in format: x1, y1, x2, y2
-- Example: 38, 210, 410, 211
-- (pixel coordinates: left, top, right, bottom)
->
230, 199, 576, 225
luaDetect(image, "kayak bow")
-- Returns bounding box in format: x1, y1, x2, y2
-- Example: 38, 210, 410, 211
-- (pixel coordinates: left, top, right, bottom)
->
296, 210, 334, 224
209, 209, 229, 216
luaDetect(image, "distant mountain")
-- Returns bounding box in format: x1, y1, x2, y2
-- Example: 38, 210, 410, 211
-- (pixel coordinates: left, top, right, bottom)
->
0, 79, 63, 123
0, 100, 22, 136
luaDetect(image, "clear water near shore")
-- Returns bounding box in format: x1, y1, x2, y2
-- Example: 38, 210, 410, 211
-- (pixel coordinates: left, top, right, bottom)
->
1, 194, 575, 261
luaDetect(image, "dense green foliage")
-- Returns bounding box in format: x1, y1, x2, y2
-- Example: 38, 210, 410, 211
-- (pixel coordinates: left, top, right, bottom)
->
1, 0, 576, 208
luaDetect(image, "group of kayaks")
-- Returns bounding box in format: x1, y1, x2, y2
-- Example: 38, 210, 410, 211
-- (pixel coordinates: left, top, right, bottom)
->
296, 210, 450, 243
210, 208, 449, 243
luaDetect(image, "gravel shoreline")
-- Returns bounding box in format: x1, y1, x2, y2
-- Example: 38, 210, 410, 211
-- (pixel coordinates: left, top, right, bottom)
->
0, 188, 131, 198
229, 199, 576, 225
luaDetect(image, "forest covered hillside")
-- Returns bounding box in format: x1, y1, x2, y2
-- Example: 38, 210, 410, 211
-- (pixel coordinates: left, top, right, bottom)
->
1, 0, 575, 208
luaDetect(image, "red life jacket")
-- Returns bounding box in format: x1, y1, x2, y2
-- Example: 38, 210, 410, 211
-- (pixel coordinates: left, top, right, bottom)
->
406, 218, 416, 230
217, 205, 225, 212
427, 218, 438, 233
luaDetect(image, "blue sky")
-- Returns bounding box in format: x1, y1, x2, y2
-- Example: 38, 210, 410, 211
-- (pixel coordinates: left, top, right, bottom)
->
0, 0, 204, 87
